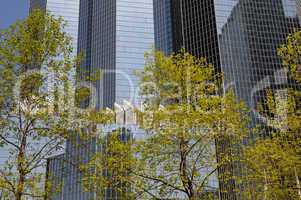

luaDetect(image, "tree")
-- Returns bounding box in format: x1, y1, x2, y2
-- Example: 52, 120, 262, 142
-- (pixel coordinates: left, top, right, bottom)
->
240, 30, 301, 199
81, 128, 135, 199
0, 10, 112, 200
82, 51, 250, 199
278, 30, 301, 84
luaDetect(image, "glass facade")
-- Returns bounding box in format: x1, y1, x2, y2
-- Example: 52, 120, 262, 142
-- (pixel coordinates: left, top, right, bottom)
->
30, 0, 47, 11
154, 0, 300, 199
171, 0, 221, 71
115, 0, 154, 106
154, 0, 300, 109
215, 0, 299, 108
61, 1, 155, 199
153, 0, 173, 54
297, 0, 301, 24
215, 2, 299, 198
78, 0, 154, 109
46, 154, 65, 200
62, 134, 97, 200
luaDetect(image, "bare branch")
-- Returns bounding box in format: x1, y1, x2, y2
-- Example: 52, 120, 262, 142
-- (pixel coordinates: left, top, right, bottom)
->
25, 137, 60, 170
0, 135, 19, 150
132, 172, 186, 193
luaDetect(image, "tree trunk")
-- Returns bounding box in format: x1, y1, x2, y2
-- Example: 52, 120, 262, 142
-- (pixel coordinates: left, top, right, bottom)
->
294, 167, 301, 199
179, 137, 195, 200
16, 154, 26, 200
16, 172, 25, 200
16, 131, 27, 200
263, 169, 268, 200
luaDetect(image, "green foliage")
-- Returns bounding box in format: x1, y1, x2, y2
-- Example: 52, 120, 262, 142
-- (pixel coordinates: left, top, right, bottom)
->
0, 9, 111, 200
75, 86, 91, 107
136, 51, 249, 199
19, 72, 44, 100
82, 50, 249, 199
81, 129, 135, 199
0, 9, 72, 72
138, 50, 219, 108
240, 30, 301, 200
278, 29, 301, 83
242, 138, 301, 199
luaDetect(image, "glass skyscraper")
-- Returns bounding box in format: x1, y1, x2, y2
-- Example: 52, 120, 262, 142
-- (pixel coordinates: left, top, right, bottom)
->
154, 0, 300, 199
154, 0, 299, 108
78, 0, 154, 109
46, 154, 65, 200
297, 0, 301, 24
59, 0, 155, 199
153, 0, 173, 55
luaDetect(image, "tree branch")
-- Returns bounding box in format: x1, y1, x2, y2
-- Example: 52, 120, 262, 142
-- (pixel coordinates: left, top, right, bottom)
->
0, 170, 16, 194
132, 172, 186, 193
199, 166, 219, 192
0, 135, 19, 150
25, 137, 60, 170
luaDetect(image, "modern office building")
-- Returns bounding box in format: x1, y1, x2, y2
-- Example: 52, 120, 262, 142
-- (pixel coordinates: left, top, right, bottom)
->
154, 0, 300, 199
52, 0, 155, 199
154, 0, 300, 105
297, 0, 301, 24
46, 154, 65, 200
62, 131, 97, 199
153, 0, 173, 55
78, 0, 154, 109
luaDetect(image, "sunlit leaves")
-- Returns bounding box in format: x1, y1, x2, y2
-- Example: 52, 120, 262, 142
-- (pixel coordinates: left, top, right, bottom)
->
0, 9, 112, 200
